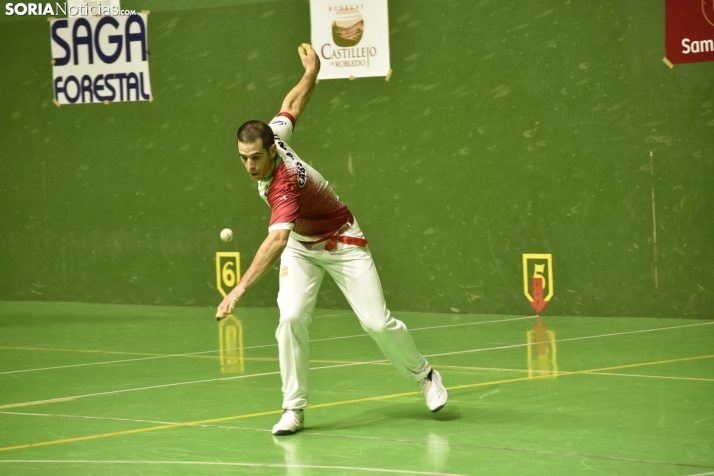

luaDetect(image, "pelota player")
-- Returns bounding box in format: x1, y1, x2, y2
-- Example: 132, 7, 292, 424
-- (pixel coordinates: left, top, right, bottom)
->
216, 43, 447, 436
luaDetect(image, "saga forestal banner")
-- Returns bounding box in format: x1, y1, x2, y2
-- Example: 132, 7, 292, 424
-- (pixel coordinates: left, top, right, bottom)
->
664, 0, 714, 65
50, 13, 152, 105
310, 1, 390, 80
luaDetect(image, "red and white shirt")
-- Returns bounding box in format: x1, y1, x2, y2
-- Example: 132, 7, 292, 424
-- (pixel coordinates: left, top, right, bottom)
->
258, 112, 353, 243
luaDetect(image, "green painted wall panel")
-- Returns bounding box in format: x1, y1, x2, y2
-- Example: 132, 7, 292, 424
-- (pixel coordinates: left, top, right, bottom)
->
0, 1, 712, 317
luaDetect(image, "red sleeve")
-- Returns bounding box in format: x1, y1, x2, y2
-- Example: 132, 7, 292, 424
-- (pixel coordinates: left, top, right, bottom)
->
268, 168, 300, 227
276, 111, 296, 127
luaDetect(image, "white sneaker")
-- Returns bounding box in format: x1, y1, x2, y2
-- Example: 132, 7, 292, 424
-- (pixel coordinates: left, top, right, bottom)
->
419, 369, 448, 412
272, 409, 304, 436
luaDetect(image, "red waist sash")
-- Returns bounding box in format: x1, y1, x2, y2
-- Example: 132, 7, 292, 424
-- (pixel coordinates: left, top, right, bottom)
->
300, 215, 368, 251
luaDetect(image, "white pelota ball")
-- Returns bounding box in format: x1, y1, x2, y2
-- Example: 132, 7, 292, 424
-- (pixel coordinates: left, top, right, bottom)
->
220, 228, 233, 242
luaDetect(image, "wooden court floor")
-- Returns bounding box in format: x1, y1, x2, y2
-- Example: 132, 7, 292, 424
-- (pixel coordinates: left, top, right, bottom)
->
0, 301, 712, 475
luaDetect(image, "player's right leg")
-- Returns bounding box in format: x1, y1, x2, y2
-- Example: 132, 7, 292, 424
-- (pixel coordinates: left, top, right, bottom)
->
274, 240, 324, 435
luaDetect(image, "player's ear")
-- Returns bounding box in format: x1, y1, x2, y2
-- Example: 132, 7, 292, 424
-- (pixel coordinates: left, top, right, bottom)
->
269, 144, 277, 159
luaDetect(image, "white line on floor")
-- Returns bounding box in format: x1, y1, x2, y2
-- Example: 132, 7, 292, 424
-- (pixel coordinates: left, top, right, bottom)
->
436, 364, 714, 382
411, 315, 537, 332
0, 460, 467, 475
424, 321, 714, 358
587, 372, 714, 383
0, 411, 269, 433
0, 370, 279, 410
0, 348, 238, 376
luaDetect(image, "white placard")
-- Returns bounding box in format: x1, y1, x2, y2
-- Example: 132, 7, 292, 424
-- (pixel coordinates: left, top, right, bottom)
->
50, 13, 152, 104
310, 0, 391, 80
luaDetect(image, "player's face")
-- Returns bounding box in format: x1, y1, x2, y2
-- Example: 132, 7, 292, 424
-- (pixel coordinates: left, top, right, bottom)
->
238, 140, 276, 181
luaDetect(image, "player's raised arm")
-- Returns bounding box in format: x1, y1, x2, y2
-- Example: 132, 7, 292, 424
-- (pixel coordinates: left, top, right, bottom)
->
280, 43, 320, 122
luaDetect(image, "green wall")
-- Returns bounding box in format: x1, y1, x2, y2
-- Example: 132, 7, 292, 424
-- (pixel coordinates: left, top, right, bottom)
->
1, 0, 713, 317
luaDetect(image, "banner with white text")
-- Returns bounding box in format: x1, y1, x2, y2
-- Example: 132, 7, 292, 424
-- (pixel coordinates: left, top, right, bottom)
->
50, 13, 152, 104
310, 0, 390, 80
664, 0, 714, 66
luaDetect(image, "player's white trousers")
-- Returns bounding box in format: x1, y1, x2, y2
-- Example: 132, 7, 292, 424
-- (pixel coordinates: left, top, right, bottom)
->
276, 226, 431, 410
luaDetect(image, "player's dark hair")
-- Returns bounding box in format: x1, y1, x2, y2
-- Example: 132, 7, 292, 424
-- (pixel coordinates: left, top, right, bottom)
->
237, 120, 275, 152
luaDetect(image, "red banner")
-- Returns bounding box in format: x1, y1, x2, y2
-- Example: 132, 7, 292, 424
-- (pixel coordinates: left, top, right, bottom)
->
665, 0, 714, 65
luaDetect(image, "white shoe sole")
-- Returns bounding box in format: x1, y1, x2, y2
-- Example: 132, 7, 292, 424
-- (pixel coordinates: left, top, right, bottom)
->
272, 421, 304, 436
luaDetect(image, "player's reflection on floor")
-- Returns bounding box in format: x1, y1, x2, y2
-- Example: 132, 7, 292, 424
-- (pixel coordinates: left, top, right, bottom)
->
527, 317, 558, 378
272, 435, 303, 476
219, 314, 245, 374
427, 431, 450, 472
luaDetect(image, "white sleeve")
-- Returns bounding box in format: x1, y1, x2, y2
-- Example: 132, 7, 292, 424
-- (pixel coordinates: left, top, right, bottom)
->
269, 113, 295, 142
269, 222, 294, 232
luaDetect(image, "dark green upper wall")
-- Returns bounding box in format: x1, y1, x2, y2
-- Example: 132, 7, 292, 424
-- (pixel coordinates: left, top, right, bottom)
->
1, 0, 712, 317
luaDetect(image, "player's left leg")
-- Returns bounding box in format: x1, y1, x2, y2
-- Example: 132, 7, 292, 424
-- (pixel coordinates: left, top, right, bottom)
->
323, 244, 428, 380
322, 243, 448, 412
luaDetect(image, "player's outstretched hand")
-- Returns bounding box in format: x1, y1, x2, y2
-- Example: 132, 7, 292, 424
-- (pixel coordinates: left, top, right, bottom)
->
298, 43, 320, 72
216, 290, 245, 321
